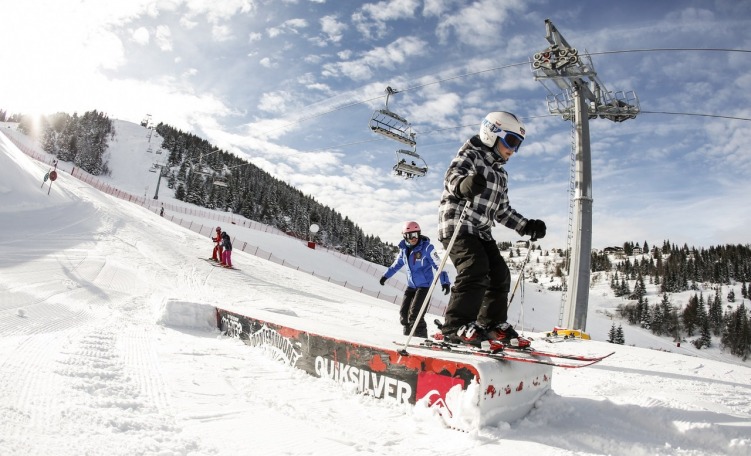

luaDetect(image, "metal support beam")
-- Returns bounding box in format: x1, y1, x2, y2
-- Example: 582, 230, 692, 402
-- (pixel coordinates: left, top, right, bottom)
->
530, 19, 639, 333
562, 84, 593, 330
153, 166, 165, 200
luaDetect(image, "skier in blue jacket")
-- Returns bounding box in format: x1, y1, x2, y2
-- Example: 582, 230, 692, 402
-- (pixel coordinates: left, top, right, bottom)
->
379, 221, 451, 338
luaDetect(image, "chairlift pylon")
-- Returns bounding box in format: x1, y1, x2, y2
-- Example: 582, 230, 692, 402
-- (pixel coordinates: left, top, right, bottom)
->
369, 86, 416, 147
393, 149, 428, 179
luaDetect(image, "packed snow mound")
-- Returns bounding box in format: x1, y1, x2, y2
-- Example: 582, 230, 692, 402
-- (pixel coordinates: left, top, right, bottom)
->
156, 299, 218, 330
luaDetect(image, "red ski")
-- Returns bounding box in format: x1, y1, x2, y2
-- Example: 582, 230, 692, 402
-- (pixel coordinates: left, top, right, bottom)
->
395, 340, 613, 369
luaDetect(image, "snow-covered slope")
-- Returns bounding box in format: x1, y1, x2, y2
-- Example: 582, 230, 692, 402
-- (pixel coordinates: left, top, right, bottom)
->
0, 124, 749, 456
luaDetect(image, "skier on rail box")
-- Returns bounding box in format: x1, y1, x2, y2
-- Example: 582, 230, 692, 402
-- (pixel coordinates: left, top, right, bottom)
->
436, 111, 546, 349
379, 221, 451, 338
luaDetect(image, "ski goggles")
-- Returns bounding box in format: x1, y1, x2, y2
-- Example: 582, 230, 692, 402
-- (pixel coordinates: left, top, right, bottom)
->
403, 231, 420, 240
499, 131, 524, 152
485, 120, 524, 151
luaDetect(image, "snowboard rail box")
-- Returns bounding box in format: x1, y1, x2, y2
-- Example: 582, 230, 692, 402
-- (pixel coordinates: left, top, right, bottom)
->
216, 307, 551, 429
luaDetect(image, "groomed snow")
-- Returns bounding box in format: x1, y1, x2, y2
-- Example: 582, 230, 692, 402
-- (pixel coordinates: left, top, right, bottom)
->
0, 123, 749, 456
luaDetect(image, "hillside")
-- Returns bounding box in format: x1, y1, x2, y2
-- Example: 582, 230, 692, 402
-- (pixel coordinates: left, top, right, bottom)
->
1, 123, 750, 455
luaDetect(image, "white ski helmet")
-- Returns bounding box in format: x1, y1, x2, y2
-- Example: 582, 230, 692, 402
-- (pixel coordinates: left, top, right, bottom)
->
479, 111, 526, 151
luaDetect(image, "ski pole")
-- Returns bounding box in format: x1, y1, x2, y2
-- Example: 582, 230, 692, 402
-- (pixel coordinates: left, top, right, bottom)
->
398, 200, 472, 356
507, 238, 536, 310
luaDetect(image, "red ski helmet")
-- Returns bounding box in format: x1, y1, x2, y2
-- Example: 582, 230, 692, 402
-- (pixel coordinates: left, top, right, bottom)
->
402, 221, 421, 234
216, 226, 221, 232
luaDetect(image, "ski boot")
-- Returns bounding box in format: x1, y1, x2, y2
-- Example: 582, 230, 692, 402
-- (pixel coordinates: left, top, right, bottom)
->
441, 321, 486, 348
486, 322, 531, 350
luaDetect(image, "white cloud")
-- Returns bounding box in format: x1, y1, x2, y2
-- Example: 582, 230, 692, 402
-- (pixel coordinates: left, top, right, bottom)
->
155, 25, 173, 51
268, 18, 309, 37
212, 24, 234, 42
435, 0, 524, 47
182, 0, 256, 24
259, 57, 276, 68
131, 27, 150, 45
179, 16, 199, 29
258, 91, 295, 114
422, 0, 452, 17
320, 15, 347, 43
353, 0, 420, 39
322, 36, 428, 81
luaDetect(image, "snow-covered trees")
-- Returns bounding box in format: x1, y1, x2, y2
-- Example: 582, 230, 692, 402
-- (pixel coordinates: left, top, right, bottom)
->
154, 123, 398, 266
608, 323, 625, 344
20, 110, 113, 176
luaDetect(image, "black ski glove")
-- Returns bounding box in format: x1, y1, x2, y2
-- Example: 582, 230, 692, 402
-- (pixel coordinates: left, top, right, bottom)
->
442, 283, 450, 295
458, 173, 486, 199
379, 276, 387, 286
522, 219, 547, 240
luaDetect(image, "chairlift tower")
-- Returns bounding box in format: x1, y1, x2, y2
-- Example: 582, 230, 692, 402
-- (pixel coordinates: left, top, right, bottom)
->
530, 19, 640, 332
151, 163, 167, 200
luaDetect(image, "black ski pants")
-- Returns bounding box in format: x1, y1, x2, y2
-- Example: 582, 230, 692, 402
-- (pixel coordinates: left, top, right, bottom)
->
400, 287, 429, 335
441, 233, 510, 333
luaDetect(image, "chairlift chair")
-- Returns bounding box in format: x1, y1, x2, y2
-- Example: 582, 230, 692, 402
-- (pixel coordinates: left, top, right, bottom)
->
393, 149, 428, 179
191, 163, 210, 177
369, 87, 416, 147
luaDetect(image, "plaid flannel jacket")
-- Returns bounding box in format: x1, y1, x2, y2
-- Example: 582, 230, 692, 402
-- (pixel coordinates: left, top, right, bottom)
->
438, 136, 528, 242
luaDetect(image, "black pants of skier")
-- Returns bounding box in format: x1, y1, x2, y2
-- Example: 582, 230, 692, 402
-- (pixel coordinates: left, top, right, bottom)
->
441, 234, 510, 334
400, 287, 429, 337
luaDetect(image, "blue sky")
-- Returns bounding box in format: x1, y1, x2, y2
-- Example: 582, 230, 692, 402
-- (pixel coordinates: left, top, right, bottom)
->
1, 0, 750, 249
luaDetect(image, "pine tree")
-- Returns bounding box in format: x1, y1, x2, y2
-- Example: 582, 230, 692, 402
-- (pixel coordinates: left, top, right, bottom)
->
709, 287, 724, 336
615, 325, 625, 344
682, 294, 698, 337
650, 302, 663, 335
720, 303, 750, 360
631, 273, 647, 300
693, 294, 711, 349
608, 323, 617, 343
620, 277, 631, 298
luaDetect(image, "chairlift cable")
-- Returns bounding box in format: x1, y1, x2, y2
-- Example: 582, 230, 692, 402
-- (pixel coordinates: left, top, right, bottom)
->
639, 111, 751, 122
286, 106, 751, 158
586, 47, 751, 57
260, 48, 750, 137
